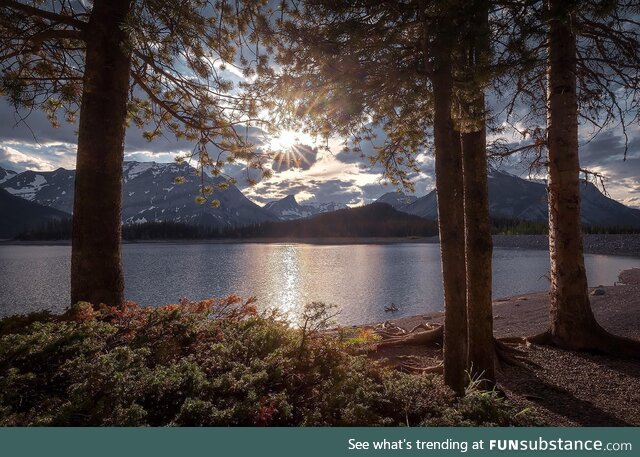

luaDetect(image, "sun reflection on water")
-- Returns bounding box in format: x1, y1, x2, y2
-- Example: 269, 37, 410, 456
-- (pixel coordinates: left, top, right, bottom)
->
3, 244, 639, 326
266, 244, 304, 325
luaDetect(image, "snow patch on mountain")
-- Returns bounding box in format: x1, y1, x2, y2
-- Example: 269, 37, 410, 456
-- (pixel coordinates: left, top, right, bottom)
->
0, 166, 18, 184
306, 201, 348, 213
263, 195, 347, 220
4, 174, 47, 201
2, 161, 276, 228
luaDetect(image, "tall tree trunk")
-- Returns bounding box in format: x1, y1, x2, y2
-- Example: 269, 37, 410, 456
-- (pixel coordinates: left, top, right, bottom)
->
543, 0, 640, 357
432, 27, 468, 395
461, 127, 494, 385
71, 0, 133, 307
460, 0, 495, 387
546, 0, 598, 347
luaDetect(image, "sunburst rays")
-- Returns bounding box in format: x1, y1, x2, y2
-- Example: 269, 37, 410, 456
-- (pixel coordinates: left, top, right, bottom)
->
269, 130, 318, 172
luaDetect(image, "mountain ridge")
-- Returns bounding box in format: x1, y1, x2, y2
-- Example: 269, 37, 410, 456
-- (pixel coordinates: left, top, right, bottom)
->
262, 194, 347, 220
3, 163, 640, 232
376, 191, 418, 209
1, 161, 276, 228
394, 169, 640, 228
0, 165, 18, 184
0, 187, 70, 238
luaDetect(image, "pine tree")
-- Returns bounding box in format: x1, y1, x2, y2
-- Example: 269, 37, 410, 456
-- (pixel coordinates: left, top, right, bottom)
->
431, 14, 469, 394
538, 0, 640, 355
497, 0, 640, 355
1, 0, 272, 307
456, 0, 495, 386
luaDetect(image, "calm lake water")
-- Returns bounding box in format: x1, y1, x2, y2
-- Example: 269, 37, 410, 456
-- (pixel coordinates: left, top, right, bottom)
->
1, 243, 639, 325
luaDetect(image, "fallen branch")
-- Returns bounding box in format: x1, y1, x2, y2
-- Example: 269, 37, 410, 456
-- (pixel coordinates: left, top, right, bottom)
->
373, 321, 444, 347
370, 321, 539, 372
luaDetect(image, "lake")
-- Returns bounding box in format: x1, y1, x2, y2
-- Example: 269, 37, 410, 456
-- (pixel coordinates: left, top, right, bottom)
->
1, 242, 639, 325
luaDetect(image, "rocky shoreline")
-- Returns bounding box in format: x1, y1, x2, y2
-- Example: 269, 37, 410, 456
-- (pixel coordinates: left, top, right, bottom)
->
493, 234, 640, 257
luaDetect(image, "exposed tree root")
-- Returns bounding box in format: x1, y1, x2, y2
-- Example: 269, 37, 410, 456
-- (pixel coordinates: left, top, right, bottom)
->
371, 322, 444, 373
499, 336, 535, 345
529, 327, 640, 359
528, 330, 552, 345
494, 337, 540, 370
598, 332, 640, 358
397, 357, 444, 374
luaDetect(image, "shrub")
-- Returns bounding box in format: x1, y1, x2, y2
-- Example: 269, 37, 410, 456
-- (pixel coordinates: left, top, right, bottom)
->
0, 299, 537, 426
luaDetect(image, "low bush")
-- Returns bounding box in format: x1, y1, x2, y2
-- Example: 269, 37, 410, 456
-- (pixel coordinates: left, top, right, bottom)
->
0, 298, 536, 426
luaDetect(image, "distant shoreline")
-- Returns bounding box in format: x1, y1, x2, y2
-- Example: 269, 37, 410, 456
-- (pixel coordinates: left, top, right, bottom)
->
3, 233, 640, 257
492, 233, 640, 258
0, 236, 440, 246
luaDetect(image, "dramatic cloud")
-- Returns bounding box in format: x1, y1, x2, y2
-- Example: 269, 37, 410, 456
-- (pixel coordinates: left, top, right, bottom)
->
2, 94, 639, 207
245, 176, 366, 206
579, 129, 639, 167
0, 145, 51, 171
0, 142, 76, 172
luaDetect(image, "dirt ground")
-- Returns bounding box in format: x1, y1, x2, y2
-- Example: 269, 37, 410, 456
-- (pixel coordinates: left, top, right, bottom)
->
365, 268, 640, 426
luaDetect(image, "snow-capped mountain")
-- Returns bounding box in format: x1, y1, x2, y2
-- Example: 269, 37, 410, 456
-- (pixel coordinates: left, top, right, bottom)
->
1, 161, 277, 228
402, 191, 439, 220
264, 195, 315, 220
2, 167, 75, 212
117, 161, 276, 226
0, 165, 18, 184
263, 195, 347, 220
396, 168, 640, 227
4, 162, 640, 231
375, 191, 418, 209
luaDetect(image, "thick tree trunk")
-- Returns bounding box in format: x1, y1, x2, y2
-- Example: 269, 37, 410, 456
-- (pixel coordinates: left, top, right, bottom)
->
545, 0, 599, 347
432, 31, 468, 395
71, 0, 133, 307
538, 0, 640, 358
460, 0, 495, 387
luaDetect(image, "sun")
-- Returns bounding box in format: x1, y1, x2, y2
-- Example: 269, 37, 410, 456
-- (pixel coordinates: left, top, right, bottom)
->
268, 129, 315, 152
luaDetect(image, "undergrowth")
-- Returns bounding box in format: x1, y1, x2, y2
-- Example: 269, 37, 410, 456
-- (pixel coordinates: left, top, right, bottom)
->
0, 298, 537, 426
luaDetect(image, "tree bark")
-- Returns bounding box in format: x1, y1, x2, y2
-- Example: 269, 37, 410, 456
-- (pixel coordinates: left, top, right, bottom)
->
536, 0, 640, 358
71, 0, 133, 307
545, 0, 599, 347
432, 29, 468, 395
462, 126, 494, 385
460, 0, 495, 387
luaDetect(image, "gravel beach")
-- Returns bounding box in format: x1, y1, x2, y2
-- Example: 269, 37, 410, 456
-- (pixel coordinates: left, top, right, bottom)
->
367, 267, 640, 426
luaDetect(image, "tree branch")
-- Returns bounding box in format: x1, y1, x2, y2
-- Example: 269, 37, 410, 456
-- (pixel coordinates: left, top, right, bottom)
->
0, 0, 88, 30
29, 28, 86, 50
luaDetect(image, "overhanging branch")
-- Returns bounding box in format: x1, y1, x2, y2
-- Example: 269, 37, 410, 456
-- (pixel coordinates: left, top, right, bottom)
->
0, 0, 88, 30
28, 29, 87, 50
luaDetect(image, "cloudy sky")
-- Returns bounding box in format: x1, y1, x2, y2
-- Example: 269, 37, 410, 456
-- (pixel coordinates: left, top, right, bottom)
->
0, 92, 638, 207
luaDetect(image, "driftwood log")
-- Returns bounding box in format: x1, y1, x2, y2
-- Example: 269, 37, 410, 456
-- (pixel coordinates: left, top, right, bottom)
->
370, 321, 537, 373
